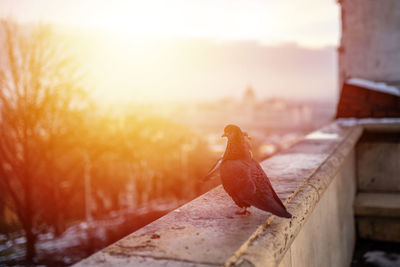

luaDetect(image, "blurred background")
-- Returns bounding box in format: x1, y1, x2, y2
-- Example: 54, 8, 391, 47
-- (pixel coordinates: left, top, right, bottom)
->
0, 0, 339, 266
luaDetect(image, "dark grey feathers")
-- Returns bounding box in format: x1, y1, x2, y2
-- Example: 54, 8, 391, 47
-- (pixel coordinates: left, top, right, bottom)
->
218, 124, 292, 218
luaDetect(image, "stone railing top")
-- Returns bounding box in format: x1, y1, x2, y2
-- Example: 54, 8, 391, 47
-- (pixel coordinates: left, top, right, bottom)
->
337, 118, 400, 132
73, 121, 364, 267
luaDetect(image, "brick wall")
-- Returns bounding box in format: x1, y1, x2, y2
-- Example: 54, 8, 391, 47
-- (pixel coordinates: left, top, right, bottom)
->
336, 83, 400, 118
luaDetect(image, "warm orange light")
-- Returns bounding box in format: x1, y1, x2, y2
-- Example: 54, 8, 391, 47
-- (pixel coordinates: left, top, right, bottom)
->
1, 0, 340, 106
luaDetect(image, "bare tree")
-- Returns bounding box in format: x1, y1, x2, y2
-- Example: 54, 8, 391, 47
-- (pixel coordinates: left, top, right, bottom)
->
0, 20, 87, 262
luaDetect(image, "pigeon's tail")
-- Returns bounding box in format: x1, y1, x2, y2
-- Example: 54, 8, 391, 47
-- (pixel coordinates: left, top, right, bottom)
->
276, 208, 292, 218
251, 196, 292, 218
262, 203, 292, 218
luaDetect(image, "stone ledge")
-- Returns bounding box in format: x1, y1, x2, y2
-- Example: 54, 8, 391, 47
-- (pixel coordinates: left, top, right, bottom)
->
226, 123, 362, 266
355, 193, 400, 218
357, 217, 400, 242
73, 122, 363, 267
336, 118, 400, 131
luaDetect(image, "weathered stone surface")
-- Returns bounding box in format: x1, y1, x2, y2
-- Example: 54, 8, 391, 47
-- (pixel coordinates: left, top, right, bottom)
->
288, 153, 356, 267
74, 251, 217, 267
357, 217, 400, 243
346, 120, 400, 244
355, 193, 400, 217
362, 122, 400, 132
357, 141, 400, 192
338, 0, 400, 84
225, 124, 362, 267
74, 122, 364, 267
278, 249, 291, 267
75, 186, 278, 266
355, 193, 400, 242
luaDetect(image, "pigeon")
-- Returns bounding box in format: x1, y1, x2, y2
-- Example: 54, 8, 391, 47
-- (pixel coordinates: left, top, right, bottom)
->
203, 131, 252, 182
216, 124, 292, 218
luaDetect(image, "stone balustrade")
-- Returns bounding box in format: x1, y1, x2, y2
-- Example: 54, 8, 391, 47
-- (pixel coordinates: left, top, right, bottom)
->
74, 119, 400, 267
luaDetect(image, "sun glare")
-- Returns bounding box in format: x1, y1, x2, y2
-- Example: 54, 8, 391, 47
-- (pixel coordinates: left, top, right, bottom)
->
0, 0, 339, 105
2, 0, 339, 45
85, 1, 185, 38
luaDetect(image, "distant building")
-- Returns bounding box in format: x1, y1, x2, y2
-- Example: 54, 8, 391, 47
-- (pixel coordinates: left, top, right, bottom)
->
241, 86, 257, 108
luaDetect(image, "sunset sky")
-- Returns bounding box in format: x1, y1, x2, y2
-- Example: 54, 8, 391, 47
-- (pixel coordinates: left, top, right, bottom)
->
0, 0, 340, 103
0, 0, 339, 47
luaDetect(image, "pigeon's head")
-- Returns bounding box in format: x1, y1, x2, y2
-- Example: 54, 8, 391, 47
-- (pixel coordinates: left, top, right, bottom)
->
222, 124, 245, 140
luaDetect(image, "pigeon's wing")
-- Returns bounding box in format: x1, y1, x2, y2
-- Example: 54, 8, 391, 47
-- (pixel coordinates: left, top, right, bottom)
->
203, 157, 223, 182
252, 160, 286, 209
220, 160, 256, 204
248, 160, 292, 218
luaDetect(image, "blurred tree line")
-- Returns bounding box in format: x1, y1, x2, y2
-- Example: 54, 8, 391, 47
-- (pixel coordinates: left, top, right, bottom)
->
0, 20, 217, 264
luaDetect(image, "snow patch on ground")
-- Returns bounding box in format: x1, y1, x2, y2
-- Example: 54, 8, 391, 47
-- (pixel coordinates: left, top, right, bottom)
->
364, 251, 400, 267
0, 202, 179, 266
336, 118, 400, 126
347, 78, 400, 96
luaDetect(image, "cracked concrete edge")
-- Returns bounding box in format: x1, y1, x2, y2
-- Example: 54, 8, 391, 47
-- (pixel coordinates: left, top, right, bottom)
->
225, 123, 363, 267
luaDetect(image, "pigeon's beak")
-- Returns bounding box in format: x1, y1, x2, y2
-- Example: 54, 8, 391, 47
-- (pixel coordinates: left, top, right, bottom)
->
221, 133, 227, 138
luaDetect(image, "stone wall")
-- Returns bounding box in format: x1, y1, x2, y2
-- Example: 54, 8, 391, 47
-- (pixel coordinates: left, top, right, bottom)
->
338, 0, 400, 85
354, 123, 400, 242
73, 121, 364, 267
279, 151, 356, 267
74, 119, 400, 266
357, 131, 400, 192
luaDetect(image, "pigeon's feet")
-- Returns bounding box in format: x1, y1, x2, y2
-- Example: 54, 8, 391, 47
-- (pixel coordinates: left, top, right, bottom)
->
235, 207, 251, 215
